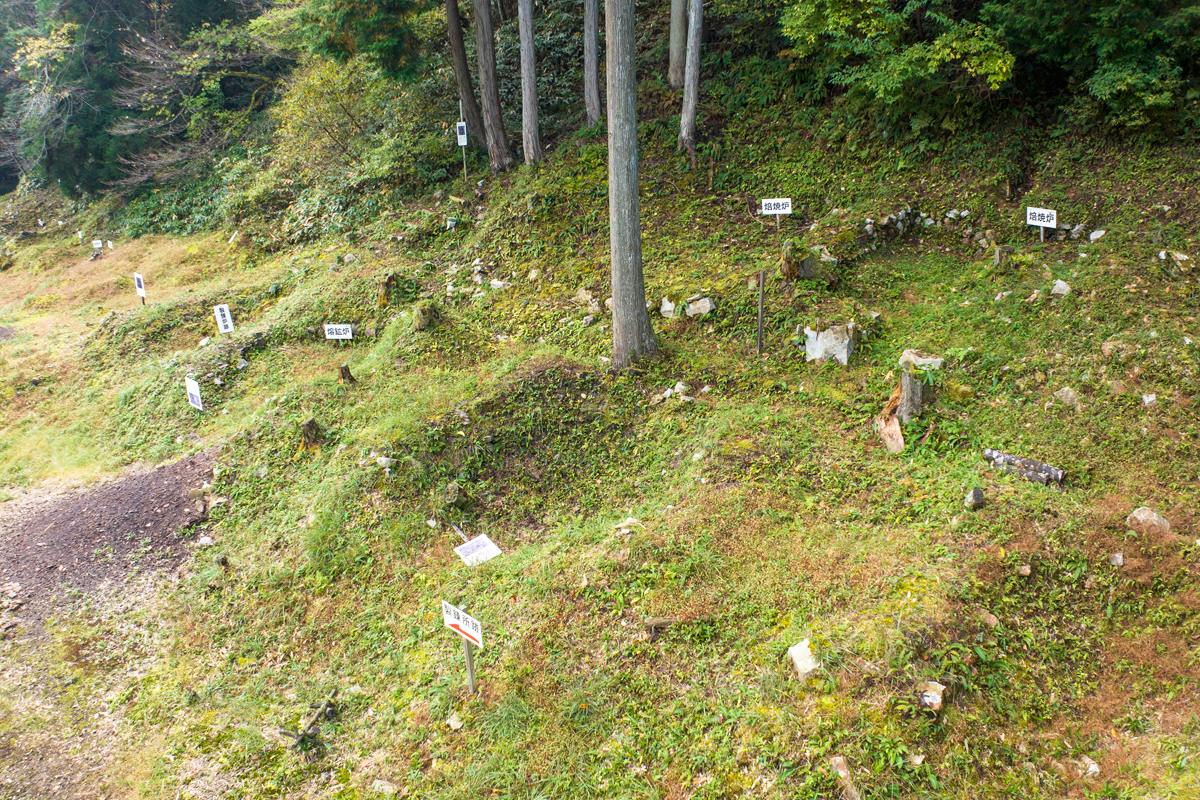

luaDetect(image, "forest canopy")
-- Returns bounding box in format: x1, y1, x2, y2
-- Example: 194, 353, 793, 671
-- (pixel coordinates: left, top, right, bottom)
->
0, 0, 1197, 197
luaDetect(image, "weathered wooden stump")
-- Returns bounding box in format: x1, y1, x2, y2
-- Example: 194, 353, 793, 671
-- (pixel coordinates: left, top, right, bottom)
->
338, 364, 356, 385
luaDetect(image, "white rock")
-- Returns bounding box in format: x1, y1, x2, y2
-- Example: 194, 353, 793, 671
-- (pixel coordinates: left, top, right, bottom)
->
527, 268, 540, 281
674, 382, 690, 394
1089, 230, 1106, 242
446, 712, 463, 731
917, 680, 946, 712
1126, 506, 1170, 537
805, 324, 858, 365
691, 450, 705, 462
1142, 393, 1157, 406
1109, 552, 1124, 567
994, 291, 1012, 302
898, 349, 944, 370
376, 457, 395, 468
197, 535, 214, 547
371, 780, 399, 796
660, 297, 677, 318
1076, 754, 1100, 779
426, 519, 438, 529
1051, 279, 1071, 297
605, 296, 613, 311
788, 639, 820, 679
1053, 386, 1080, 408
489, 279, 511, 290
685, 297, 716, 317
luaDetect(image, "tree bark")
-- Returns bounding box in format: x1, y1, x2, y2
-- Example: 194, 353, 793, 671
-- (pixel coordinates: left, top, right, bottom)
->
472, 0, 514, 172
446, 0, 486, 146
677, 0, 702, 165
606, 0, 658, 370
583, 0, 601, 125
517, 0, 543, 164
667, 0, 686, 89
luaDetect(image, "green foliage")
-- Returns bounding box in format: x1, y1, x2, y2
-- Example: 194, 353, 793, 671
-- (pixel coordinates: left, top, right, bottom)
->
302, 0, 433, 79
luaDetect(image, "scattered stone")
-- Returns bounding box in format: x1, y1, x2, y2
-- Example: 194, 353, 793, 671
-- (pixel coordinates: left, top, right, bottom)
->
197, 535, 214, 547
787, 639, 820, 680
674, 381, 690, 394
343, 253, 357, 263
489, 279, 510, 290
685, 297, 716, 317
1142, 393, 1157, 407
1089, 230, 1106, 242
660, 297, 677, 318
994, 290, 1012, 301
604, 296, 613, 311
1109, 552, 1124, 567
898, 349, 943, 370
446, 712, 463, 731
1051, 279, 1071, 297
187, 487, 205, 499
916, 680, 946, 712
804, 323, 859, 365
983, 448, 1065, 486
1126, 507, 1170, 537
964, 488, 985, 510
1053, 386, 1080, 409
829, 756, 861, 800
376, 456, 395, 469
982, 611, 999, 628
1018, 564, 1032, 576
1109, 380, 1129, 395
199, 337, 210, 346
527, 268, 540, 282
371, 780, 399, 796
1070, 223, 1085, 239
236, 359, 249, 371
444, 480, 469, 509
1076, 754, 1100, 779
581, 315, 595, 327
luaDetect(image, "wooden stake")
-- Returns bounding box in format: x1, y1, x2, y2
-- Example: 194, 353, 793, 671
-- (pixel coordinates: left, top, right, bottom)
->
464, 639, 477, 694
756, 269, 765, 356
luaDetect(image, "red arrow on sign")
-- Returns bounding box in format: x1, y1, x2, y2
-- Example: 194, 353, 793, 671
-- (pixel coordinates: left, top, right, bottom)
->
450, 623, 481, 646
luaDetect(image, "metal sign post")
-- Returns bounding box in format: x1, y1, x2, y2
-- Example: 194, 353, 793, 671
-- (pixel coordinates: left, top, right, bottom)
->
1026, 206, 1057, 243
134, 272, 147, 306
442, 600, 484, 693
759, 198, 793, 355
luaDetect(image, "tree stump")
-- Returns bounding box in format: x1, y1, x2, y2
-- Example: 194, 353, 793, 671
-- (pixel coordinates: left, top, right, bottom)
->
377, 274, 397, 308
338, 364, 356, 385
299, 417, 323, 451
896, 368, 923, 423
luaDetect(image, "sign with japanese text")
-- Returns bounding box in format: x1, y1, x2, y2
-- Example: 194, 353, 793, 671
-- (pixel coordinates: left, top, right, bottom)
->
456, 122, 468, 147
185, 377, 203, 411
1026, 207, 1057, 228
134, 273, 146, 298
761, 198, 793, 215
454, 534, 502, 566
324, 323, 353, 340
441, 600, 483, 647
213, 304, 234, 334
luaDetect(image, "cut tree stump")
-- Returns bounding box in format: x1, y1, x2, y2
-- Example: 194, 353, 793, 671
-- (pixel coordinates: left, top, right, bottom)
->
338, 364, 356, 385
299, 417, 323, 451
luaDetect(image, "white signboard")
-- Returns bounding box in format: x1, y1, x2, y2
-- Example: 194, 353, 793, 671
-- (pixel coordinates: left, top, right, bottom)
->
456, 122, 468, 147
761, 198, 793, 216
324, 323, 353, 340
213, 304, 234, 334
1026, 207, 1057, 228
454, 534, 502, 566
92, 239, 103, 249
441, 600, 483, 647
134, 272, 147, 298
107, 241, 114, 250
185, 377, 203, 411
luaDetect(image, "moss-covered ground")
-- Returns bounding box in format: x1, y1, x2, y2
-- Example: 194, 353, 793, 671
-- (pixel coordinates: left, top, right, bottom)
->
1, 124, 1198, 799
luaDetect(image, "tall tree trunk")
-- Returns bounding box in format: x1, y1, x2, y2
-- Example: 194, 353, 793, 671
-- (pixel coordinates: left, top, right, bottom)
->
606, 0, 658, 370
583, 0, 601, 125
517, 0, 543, 164
667, 0, 686, 89
446, 0, 485, 147
473, 0, 513, 172
677, 0, 702, 165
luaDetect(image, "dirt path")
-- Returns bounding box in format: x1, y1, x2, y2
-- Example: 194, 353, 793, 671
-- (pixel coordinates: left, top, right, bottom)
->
0, 448, 217, 635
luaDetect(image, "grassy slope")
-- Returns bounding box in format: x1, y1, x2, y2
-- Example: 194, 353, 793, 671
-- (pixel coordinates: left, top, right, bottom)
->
1, 118, 1199, 800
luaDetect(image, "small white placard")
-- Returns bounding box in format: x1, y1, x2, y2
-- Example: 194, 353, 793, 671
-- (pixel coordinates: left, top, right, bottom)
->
213, 304, 234, 334
134, 272, 146, 298
185, 377, 203, 411
762, 198, 793, 215
324, 323, 353, 340
456, 122, 468, 147
92, 239, 103, 249
454, 534, 502, 566
441, 600, 483, 647
107, 240, 113, 250
1026, 207, 1057, 228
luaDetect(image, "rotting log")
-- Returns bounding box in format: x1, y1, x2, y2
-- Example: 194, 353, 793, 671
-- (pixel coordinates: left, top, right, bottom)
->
983, 448, 1065, 486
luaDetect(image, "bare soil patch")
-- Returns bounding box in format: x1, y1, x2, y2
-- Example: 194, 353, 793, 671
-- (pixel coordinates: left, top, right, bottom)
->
0, 326, 14, 340
0, 448, 216, 634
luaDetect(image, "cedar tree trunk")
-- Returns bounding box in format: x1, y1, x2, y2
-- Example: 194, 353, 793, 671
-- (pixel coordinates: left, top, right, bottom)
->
583, 0, 601, 125
446, 0, 485, 146
518, 0, 543, 163
472, 0, 514, 171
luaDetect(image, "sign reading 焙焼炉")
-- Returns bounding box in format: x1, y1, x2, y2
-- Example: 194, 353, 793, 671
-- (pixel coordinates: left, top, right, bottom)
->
1026, 207, 1057, 228
761, 198, 793, 216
